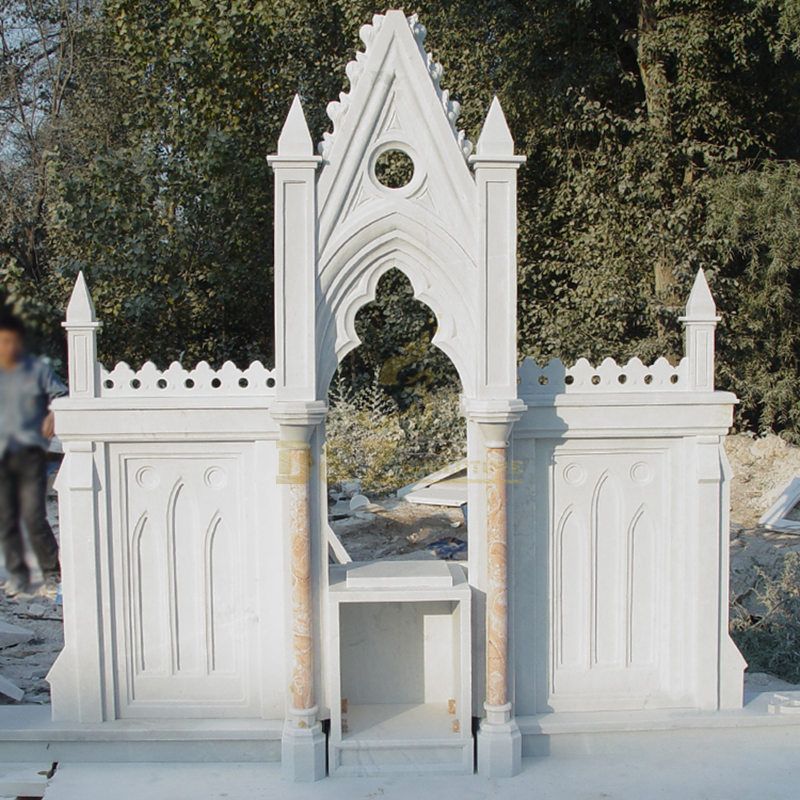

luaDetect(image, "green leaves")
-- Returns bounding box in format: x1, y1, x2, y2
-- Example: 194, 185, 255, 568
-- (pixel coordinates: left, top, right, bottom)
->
705, 162, 800, 439
1, 0, 799, 441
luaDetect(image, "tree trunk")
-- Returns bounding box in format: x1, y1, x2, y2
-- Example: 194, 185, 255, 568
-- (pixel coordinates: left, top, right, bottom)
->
636, 0, 680, 340
637, 0, 671, 140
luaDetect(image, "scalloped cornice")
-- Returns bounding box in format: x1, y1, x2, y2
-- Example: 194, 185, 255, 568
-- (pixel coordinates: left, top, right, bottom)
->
318, 12, 473, 161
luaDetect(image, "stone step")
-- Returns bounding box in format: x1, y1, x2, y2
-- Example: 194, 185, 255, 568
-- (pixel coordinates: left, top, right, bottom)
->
0, 705, 281, 764
329, 703, 474, 777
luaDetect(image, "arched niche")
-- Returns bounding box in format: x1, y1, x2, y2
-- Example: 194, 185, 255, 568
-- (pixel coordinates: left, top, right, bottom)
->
316, 213, 477, 398
267, 10, 527, 780
324, 265, 467, 562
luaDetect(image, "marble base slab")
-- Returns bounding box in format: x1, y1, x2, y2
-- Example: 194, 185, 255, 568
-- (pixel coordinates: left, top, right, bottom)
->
0, 705, 281, 763
42, 730, 800, 800
331, 704, 473, 776
518, 689, 800, 756
344, 561, 455, 589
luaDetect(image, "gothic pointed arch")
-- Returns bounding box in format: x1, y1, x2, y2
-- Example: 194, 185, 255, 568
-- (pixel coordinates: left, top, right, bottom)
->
270, 9, 524, 405
317, 210, 477, 396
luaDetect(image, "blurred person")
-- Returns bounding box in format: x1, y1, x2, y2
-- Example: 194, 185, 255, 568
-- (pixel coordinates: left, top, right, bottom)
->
0, 312, 65, 599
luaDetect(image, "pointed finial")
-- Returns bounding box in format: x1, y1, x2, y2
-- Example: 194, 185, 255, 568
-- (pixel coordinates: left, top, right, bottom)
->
65, 271, 97, 326
476, 96, 514, 156
63, 270, 100, 397
680, 269, 720, 391
278, 95, 313, 157
683, 269, 719, 321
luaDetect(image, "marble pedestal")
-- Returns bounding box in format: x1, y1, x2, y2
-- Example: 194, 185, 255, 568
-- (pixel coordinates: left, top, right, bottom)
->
281, 714, 326, 783
477, 704, 522, 778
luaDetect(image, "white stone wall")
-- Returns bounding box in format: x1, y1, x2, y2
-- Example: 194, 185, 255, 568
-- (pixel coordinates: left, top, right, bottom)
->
48, 14, 745, 772
50, 289, 288, 722
508, 372, 746, 717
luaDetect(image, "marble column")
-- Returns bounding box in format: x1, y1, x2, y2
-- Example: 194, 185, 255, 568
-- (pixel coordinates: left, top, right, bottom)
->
286, 442, 315, 714
486, 445, 510, 709
470, 404, 524, 778
273, 402, 327, 782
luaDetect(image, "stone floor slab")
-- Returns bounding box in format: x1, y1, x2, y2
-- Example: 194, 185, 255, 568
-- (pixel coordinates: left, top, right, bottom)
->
44, 726, 800, 800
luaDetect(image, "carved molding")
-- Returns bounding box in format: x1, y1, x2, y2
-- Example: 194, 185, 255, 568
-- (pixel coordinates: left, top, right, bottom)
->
100, 360, 276, 397
519, 356, 688, 395
318, 12, 472, 161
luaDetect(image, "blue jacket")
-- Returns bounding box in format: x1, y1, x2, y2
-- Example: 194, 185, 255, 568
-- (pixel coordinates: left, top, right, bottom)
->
0, 356, 67, 455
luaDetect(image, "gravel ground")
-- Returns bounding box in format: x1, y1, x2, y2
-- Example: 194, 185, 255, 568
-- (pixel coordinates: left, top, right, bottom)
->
330, 496, 466, 562
0, 475, 63, 704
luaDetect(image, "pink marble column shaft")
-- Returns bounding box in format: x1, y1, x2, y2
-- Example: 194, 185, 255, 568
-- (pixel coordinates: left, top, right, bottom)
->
286, 444, 314, 715
486, 445, 509, 708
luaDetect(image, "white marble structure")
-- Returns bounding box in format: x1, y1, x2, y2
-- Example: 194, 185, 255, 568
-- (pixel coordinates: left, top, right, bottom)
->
47, 9, 747, 783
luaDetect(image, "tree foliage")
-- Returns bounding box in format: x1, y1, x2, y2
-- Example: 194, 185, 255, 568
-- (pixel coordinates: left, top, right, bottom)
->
1, 1, 800, 436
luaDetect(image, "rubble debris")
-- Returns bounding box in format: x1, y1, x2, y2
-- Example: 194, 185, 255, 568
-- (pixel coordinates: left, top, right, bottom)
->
341, 480, 361, 496
726, 434, 800, 526
0, 620, 34, 649
26, 603, 47, 618
398, 459, 468, 507
0, 673, 24, 702
767, 693, 800, 715
758, 476, 800, 533
327, 525, 352, 566
329, 499, 352, 520
0, 585, 64, 703
426, 537, 467, 560
330, 496, 467, 562
349, 493, 370, 512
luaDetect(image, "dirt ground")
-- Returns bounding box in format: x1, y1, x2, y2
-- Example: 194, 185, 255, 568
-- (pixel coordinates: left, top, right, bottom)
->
2, 432, 800, 703
0, 480, 63, 704
726, 435, 800, 620
330, 496, 466, 562
727, 433, 800, 527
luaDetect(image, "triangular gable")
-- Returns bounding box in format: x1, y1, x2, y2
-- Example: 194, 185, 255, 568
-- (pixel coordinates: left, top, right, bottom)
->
316, 11, 476, 257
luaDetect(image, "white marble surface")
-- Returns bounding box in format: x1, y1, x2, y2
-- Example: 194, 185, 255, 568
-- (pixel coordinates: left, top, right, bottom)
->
328, 563, 472, 775
40, 726, 800, 800
344, 561, 454, 589
44, 6, 752, 783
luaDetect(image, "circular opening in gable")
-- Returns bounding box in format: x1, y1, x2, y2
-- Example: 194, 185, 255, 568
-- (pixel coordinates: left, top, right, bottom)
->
374, 148, 415, 189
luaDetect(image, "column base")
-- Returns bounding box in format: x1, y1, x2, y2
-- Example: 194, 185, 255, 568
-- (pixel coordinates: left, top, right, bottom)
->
477, 704, 522, 778
281, 717, 326, 782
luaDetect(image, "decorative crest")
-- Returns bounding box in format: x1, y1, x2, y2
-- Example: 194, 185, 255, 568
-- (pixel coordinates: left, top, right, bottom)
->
519, 356, 688, 395
99, 360, 277, 398
317, 11, 473, 160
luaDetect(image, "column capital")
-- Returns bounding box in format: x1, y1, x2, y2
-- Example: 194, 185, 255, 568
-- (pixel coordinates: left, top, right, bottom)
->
272, 400, 327, 444
462, 398, 526, 447
267, 155, 322, 170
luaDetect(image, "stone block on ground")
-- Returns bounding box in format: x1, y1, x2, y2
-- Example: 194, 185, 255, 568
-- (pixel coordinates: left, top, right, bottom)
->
0, 620, 34, 648
0, 674, 24, 702
0, 761, 52, 798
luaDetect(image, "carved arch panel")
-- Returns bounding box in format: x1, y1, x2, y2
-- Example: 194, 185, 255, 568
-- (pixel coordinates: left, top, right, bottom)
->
546, 446, 668, 711
112, 445, 259, 717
